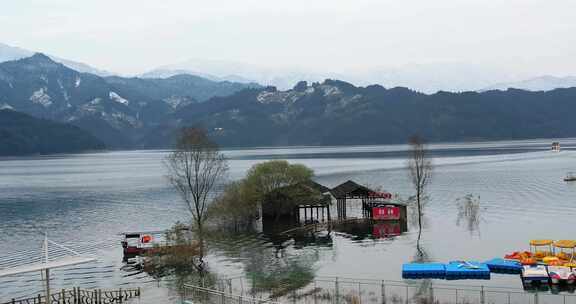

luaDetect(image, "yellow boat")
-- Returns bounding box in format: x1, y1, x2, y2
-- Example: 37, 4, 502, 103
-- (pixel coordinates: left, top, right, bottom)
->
530, 239, 553, 260
553, 240, 576, 263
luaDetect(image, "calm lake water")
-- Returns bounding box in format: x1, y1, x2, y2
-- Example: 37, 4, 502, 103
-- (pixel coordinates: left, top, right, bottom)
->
2, 139, 576, 302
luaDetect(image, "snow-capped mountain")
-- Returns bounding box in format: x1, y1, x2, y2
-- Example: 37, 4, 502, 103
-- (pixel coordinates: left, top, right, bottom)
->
144, 59, 535, 93
0, 53, 258, 147
142, 58, 341, 90
0, 42, 114, 77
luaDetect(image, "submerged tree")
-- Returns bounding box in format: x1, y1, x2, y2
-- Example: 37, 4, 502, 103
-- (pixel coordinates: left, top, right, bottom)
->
407, 135, 433, 249
207, 180, 259, 231
164, 127, 228, 265
244, 160, 314, 199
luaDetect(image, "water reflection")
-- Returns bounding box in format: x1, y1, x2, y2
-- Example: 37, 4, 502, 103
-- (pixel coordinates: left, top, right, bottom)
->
5, 141, 576, 300
456, 194, 485, 236
331, 219, 408, 241
125, 218, 411, 299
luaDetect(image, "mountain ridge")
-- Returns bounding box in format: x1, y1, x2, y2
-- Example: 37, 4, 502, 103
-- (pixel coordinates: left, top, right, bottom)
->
145, 79, 576, 147
0, 109, 105, 156
0, 42, 114, 76
483, 75, 576, 92
0, 53, 259, 148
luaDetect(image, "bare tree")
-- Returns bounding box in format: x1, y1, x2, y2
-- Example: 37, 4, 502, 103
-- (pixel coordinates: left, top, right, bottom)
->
407, 135, 433, 244
165, 128, 228, 263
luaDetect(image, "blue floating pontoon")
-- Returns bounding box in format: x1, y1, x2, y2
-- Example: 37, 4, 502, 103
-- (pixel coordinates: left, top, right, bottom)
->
484, 258, 522, 274
402, 263, 446, 279
445, 261, 490, 280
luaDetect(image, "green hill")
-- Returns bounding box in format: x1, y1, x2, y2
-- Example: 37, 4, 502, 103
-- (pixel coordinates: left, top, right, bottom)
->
0, 109, 105, 156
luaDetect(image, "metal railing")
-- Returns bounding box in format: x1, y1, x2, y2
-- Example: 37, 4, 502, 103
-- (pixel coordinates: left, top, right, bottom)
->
184, 284, 281, 304
213, 276, 576, 304
2, 287, 141, 304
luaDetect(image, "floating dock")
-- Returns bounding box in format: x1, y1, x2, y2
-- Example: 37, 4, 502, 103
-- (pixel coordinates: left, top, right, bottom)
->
445, 261, 490, 280
402, 263, 446, 279
484, 258, 523, 274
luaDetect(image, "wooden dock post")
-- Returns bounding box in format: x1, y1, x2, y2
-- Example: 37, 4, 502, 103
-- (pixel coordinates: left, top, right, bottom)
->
119, 288, 123, 303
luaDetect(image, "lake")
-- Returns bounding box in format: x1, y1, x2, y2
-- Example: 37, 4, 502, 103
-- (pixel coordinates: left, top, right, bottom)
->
2, 138, 576, 302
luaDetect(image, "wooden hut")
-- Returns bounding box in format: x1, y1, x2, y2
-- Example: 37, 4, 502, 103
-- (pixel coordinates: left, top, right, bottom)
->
330, 180, 407, 222
262, 180, 332, 223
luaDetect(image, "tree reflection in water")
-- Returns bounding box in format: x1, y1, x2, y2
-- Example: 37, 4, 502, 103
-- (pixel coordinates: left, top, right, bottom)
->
136, 217, 411, 300
141, 224, 221, 299
410, 233, 435, 304
456, 194, 484, 236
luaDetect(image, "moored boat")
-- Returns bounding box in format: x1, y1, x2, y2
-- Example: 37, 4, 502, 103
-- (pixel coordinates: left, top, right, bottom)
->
553, 240, 576, 263
564, 172, 576, 182
548, 266, 575, 285
530, 239, 553, 261
121, 231, 160, 256
522, 265, 549, 284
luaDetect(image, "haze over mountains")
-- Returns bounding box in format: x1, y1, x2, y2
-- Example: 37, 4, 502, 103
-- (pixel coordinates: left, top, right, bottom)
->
2, 44, 576, 155
2, 51, 576, 154
0, 42, 113, 77
144, 59, 529, 93
483, 76, 576, 92
3, 43, 576, 93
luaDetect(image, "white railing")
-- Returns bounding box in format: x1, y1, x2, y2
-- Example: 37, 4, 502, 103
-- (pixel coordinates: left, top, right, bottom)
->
214, 276, 576, 304
183, 284, 280, 304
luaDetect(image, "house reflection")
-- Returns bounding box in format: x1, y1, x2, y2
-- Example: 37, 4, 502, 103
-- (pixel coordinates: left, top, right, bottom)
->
262, 217, 407, 247
331, 219, 408, 241
262, 218, 333, 252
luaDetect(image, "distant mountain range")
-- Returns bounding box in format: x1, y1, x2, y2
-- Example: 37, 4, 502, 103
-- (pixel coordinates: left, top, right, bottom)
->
483, 76, 576, 92
0, 53, 259, 148
4, 42, 576, 93
147, 80, 576, 147
2, 50, 576, 153
143, 58, 576, 93
0, 109, 104, 156
0, 42, 114, 77
141, 58, 328, 90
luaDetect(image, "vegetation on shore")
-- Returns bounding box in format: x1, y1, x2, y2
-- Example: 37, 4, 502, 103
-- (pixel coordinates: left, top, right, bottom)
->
207, 160, 316, 230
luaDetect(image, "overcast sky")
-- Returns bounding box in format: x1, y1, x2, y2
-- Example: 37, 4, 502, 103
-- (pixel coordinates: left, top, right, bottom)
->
2, 0, 576, 76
